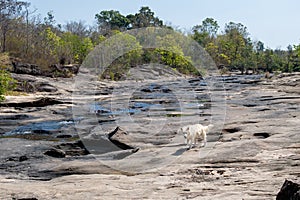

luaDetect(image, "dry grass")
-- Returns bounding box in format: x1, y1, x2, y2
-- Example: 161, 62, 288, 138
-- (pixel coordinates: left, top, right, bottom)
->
0, 53, 12, 69
5, 90, 28, 96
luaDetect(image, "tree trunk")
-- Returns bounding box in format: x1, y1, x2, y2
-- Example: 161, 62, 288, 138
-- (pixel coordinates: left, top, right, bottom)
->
2, 31, 6, 52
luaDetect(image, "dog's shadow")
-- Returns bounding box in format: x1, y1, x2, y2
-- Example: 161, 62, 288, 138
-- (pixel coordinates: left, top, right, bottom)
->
171, 147, 188, 156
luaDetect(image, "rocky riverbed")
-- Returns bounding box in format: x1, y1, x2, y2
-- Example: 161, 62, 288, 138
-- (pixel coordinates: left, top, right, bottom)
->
0, 70, 299, 199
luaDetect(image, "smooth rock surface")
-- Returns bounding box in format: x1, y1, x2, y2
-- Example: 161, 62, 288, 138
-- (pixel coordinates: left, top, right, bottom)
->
0, 72, 299, 199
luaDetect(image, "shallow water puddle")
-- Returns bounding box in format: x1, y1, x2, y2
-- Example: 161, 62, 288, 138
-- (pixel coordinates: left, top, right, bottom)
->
3, 120, 75, 136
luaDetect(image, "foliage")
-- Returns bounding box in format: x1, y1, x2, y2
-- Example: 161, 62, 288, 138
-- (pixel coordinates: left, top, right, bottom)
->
0, 70, 16, 101
192, 18, 300, 74
127, 6, 163, 29
192, 18, 219, 47
155, 49, 197, 75
0, 52, 11, 68
0, 0, 29, 52
100, 32, 143, 80
0, 53, 15, 101
95, 10, 130, 35
0, 1, 300, 77
100, 30, 200, 80
60, 32, 94, 64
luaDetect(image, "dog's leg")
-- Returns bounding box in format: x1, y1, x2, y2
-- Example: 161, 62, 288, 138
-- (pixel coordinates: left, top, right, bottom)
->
188, 137, 193, 150
186, 137, 191, 150
194, 135, 197, 146
202, 131, 207, 147
190, 135, 196, 149
203, 138, 207, 147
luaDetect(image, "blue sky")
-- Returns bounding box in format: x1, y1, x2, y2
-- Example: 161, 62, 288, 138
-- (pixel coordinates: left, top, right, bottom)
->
27, 0, 300, 49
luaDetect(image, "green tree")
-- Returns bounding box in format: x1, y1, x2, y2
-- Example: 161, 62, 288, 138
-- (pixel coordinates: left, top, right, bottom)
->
43, 11, 55, 27
222, 22, 253, 73
261, 49, 284, 72
95, 10, 130, 35
0, 70, 16, 101
127, 6, 163, 29
290, 44, 300, 72
253, 41, 265, 73
206, 39, 230, 67
60, 32, 94, 64
225, 22, 249, 38
192, 17, 219, 47
155, 33, 197, 75
99, 32, 143, 80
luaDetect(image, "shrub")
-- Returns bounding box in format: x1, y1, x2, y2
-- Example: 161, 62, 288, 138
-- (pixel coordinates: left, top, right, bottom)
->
0, 70, 16, 101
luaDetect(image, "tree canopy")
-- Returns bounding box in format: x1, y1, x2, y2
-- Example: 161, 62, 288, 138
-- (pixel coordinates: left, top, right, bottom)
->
0, 1, 299, 77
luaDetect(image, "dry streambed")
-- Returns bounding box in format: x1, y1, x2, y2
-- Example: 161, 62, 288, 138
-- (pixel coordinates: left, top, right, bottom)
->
0, 72, 299, 199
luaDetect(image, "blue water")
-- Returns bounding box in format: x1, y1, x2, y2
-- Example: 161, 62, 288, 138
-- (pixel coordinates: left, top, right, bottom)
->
90, 103, 139, 115
3, 120, 75, 136
90, 102, 162, 116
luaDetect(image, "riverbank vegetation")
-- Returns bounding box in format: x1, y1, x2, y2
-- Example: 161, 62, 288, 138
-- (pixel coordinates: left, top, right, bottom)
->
0, 0, 300, 82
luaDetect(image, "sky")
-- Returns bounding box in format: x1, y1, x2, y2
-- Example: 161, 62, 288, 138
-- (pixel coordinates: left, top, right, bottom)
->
26, 0, 300, 50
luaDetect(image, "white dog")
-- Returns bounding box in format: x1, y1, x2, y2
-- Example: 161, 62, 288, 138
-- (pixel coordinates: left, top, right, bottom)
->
178, 124, 213, 149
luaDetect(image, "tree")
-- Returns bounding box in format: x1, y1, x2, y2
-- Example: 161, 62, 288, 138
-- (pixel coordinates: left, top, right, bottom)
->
253, 41, 265, 73
43, 11, 55, 27
295, 44, 300, 57
193, 17, 219, 37
64, 20, 89, 38
192, 18, 219, 47
255, 41, 264, 53
224, 22, 249, 38
0, 53, 16, 101
127, 6, 163, 29
155, 33, 197, 75
221, 22, 253, 73
0, 69, 15, 101
289, 44, 300, 72
95, 10, 130, 35
0, 0, 27, 52
261, 48, 284, 73
293, 51, 300, 72
99, 32, 143, 80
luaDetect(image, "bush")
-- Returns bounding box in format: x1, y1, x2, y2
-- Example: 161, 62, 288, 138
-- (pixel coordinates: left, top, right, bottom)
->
0, 70, 16, 102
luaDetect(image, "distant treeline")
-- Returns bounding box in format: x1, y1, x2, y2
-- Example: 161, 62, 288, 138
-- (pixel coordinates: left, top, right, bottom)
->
0, 0, 300, 76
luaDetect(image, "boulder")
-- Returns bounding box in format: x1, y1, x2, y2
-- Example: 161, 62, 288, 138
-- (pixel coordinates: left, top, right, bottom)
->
44, 148, 66, 158
48, 64, 80, 77
12, 62, 42, 76
108, 127, 137, 150
11, 62, 80, 77
0, 97, 66, 108
37, 83, 58, 92
55, 141, 90, 156
277, 180, 300, 200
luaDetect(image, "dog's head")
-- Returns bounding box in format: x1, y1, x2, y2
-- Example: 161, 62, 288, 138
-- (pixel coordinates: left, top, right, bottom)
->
178, 127, 189, 138
183, 132, 187, 139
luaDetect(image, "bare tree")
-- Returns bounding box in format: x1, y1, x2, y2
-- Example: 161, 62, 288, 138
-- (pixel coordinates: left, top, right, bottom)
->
0, 0, 27, 52
64, 20, 88, 38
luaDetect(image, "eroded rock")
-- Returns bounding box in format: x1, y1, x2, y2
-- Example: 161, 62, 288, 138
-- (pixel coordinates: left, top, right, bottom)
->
277, 180, 300, 200
0, 73, 299, 199
0, 97, 67, 108
108, 127, 137, 150
55, 140, 90, 156
44, 148, 66, 158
